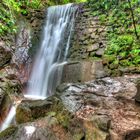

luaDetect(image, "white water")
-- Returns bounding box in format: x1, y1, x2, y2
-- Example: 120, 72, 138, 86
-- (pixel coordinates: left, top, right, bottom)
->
0, 106, 16, 131
26, 4, 77, 98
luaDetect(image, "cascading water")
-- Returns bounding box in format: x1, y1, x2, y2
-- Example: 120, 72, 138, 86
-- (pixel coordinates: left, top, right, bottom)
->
26, 4, 77, 98
0, 106, 16, 131
0, 4, 77, 132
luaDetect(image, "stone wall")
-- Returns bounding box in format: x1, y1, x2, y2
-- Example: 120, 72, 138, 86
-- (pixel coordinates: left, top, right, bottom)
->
61, 4, 108, 82
69, 4, 107, 60
67, 3, 140, 78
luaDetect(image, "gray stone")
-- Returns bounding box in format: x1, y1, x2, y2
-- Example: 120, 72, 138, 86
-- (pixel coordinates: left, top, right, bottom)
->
12, 27, 31, 65
96, 48, 105, 56
61, 61, 82, 83
87, 43, 99, 52
61, 60, 106, 83
91, 32, 96, 39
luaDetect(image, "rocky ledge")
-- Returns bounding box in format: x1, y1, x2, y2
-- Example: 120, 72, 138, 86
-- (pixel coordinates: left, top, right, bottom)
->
0, 75, 140, 140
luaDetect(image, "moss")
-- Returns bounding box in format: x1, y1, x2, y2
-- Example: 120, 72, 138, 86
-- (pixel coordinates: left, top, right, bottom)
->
89, 57, 102, 61
104, 66, 112, 76
3, 81, 22, 96
87, 0, 140, 72
102, 55, 116, 65
0, 126, 17, 140
16, 105, 32, 124
119, 60, 131, 67
109, 60, 119, 69
85, 126, 108, 140
133, 56, 140, 65
111, 69, 122, 77
73, 133, 85, 140
47, 97, 72, 129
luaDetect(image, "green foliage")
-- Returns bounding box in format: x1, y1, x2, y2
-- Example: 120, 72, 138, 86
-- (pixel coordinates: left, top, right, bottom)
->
0, 126, 17, 139
0, 0, 86, 36
88, 0, 140, 67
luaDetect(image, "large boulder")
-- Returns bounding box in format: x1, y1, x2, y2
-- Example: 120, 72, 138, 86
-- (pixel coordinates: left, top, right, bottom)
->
4, 95, 109, 140
61, 60, 106, 83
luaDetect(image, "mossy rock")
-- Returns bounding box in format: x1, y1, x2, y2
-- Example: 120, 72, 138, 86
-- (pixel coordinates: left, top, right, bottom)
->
119, 60, 131, 67
0, 92, 12, 122
111, 69, 122, 77
16, 104, 32, 124
104, 66, 112, 76
16, 97, 54, 124
0, 47, 12, 69
3, 80, 22, 96
0, 126, 17, 140
102, 55, 116, 65
84, 120, 109, 140
109, 60, 119, 69
16, 95, 73, 126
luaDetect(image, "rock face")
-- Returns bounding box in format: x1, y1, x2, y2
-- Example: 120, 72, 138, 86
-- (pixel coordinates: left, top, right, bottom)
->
11, 25, 32, 85
69, 4, 107, 60
0, 43, 12, 69
1, 75, 140, 140
62, 60, 106, 83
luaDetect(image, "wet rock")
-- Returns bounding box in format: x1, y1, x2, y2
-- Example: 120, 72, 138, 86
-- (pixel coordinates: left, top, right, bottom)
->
0, 126, 18, 140
0, 45, 12, 69
16, 98, 53, 124
12, 26, 31, 66
1, 95, 110, 140
135, 79, 140, 103
124, 129, 140, 140
69, 4, 107, 61
0, 116, 84, 140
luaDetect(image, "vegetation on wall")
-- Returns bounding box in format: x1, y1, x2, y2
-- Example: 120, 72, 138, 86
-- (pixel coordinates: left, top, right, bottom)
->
87, 0, 140, 68
0, 0, 86, 36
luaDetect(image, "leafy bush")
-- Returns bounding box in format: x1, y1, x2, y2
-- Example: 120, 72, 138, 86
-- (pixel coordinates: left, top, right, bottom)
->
88, 0, 140, 67
0, 0, 86, 36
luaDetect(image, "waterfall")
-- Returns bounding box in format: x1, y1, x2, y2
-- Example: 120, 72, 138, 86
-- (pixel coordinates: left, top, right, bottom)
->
0, 4, 77, 132
26, 4, 77, 98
